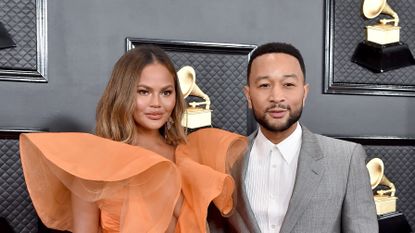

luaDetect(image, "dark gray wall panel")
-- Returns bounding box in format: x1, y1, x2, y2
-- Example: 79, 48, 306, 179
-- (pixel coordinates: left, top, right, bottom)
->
0, 136, 37, 233
0, 0, 413, 137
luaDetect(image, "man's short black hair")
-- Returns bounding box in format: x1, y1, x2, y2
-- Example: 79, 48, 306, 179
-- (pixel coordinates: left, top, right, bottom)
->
247, 42, 306, 83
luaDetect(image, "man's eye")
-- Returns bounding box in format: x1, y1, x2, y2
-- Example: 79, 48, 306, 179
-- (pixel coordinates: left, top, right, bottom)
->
258, 83, 270, 88
284, 83, 295, 87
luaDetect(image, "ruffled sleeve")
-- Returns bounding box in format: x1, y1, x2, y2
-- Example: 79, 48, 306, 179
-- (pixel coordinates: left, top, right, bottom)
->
19, 132, 181, 233
175, 128, 247, 233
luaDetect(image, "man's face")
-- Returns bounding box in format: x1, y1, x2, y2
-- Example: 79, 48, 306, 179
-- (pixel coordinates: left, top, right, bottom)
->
244, 53, 309, 136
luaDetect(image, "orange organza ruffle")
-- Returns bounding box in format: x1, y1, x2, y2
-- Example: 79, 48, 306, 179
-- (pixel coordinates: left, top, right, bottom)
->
19, 128, 247, 233
175, 128, 247, 232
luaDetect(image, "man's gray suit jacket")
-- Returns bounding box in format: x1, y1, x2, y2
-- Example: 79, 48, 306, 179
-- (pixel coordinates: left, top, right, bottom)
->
209, 126, 378, 233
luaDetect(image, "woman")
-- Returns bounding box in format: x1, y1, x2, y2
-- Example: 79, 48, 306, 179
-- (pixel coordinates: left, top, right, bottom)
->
19, 45, 247, 233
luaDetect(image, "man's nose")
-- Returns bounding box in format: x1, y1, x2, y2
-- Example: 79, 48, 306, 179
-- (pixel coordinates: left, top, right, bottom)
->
269, 86, 285, 102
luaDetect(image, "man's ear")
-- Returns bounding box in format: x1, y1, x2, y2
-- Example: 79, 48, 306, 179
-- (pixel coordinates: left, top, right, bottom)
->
243, 86, 252, 109
302, 83, 309, 106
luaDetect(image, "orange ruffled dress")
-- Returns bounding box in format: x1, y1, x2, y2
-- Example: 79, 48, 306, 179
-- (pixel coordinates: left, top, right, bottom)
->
19, 128, 247, 233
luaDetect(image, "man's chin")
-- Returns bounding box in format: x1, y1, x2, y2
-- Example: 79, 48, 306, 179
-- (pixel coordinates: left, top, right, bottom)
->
266, 117, 288, 126
261, 121, 290, 133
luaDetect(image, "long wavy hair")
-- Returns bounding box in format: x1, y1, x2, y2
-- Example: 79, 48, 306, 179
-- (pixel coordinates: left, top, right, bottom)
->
96, 45, 186, 146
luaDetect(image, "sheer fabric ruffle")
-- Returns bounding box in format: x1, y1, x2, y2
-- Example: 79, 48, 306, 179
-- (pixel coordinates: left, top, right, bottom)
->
19, 128, 247, 233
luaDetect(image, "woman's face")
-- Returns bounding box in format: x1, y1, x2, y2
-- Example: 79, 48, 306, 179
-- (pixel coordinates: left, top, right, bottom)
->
133, 63, 176, 132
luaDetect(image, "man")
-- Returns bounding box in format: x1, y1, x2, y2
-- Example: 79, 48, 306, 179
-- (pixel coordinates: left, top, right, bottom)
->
209, 42, 378, 233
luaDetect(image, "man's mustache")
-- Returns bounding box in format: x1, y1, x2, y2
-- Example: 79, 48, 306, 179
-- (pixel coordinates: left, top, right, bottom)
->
266, 103, 290, 111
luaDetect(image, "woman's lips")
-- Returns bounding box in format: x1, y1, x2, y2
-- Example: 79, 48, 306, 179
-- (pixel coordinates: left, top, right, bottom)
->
146, 113, 163, 120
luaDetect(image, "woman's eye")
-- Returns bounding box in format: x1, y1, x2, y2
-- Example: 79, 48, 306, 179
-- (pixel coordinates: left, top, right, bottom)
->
162, 90, 173, 96
137, 90, 149, 95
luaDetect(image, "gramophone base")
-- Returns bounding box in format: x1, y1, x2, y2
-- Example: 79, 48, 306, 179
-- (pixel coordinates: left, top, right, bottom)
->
378, 211, 412, 233
182, 108, 212, 129
351, 41, 415, 73
374, 196, 397, 215
366, 24, 400, 45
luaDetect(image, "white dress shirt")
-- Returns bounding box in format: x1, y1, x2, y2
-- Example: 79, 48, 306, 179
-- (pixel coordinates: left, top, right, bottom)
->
245, 124, 302, 233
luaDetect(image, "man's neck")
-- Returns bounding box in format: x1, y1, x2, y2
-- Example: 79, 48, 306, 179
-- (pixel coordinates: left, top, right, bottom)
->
259, 122, 298, 144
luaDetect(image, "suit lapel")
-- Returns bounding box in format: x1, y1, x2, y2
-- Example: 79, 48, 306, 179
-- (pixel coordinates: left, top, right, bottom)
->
231, 130, 262, 233
280, 127, 325, 233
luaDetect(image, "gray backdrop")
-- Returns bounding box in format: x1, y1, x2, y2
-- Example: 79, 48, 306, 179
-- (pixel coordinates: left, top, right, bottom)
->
0, 0, 414, 138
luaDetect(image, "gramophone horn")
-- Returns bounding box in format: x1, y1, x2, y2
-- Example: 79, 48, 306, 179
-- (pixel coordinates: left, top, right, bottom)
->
366, 158, 384, 189
366, 157, 396, 196
177, 66, 196, 98
363, 0, 399, 25
177, 66, 211, 109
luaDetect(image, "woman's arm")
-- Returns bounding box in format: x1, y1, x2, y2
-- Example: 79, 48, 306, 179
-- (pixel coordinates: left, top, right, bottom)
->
71, 192, 100, 233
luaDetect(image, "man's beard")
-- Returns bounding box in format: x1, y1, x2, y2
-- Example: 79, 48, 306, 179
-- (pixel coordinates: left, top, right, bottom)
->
252, 102, 303, 132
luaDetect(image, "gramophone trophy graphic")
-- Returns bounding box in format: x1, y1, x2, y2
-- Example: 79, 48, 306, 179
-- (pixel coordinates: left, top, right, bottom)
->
351, 0, 415, 72
367, 158, 412, 232
366, 158, 397, 215
177, 66, 212, 129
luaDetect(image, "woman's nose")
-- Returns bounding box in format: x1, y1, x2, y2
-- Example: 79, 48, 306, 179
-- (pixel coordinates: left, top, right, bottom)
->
150, 94, 161, 107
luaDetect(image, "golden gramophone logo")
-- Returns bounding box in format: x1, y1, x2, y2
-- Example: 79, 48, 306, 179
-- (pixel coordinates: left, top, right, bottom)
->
177, 66, 212, 129
364, 0, 399, 44
366, 158, 397, 215
352, 0, 415, 72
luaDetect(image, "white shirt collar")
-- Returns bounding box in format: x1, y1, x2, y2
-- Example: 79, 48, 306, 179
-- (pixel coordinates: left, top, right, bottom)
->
255, 123, 302, 164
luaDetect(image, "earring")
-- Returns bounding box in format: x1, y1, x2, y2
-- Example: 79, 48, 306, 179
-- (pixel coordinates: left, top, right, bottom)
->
166, 117, 174, 130
164, 117, 174, 140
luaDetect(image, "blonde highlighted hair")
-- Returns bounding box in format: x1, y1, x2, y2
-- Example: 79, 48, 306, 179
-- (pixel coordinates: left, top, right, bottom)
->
96, 45, 186, 145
